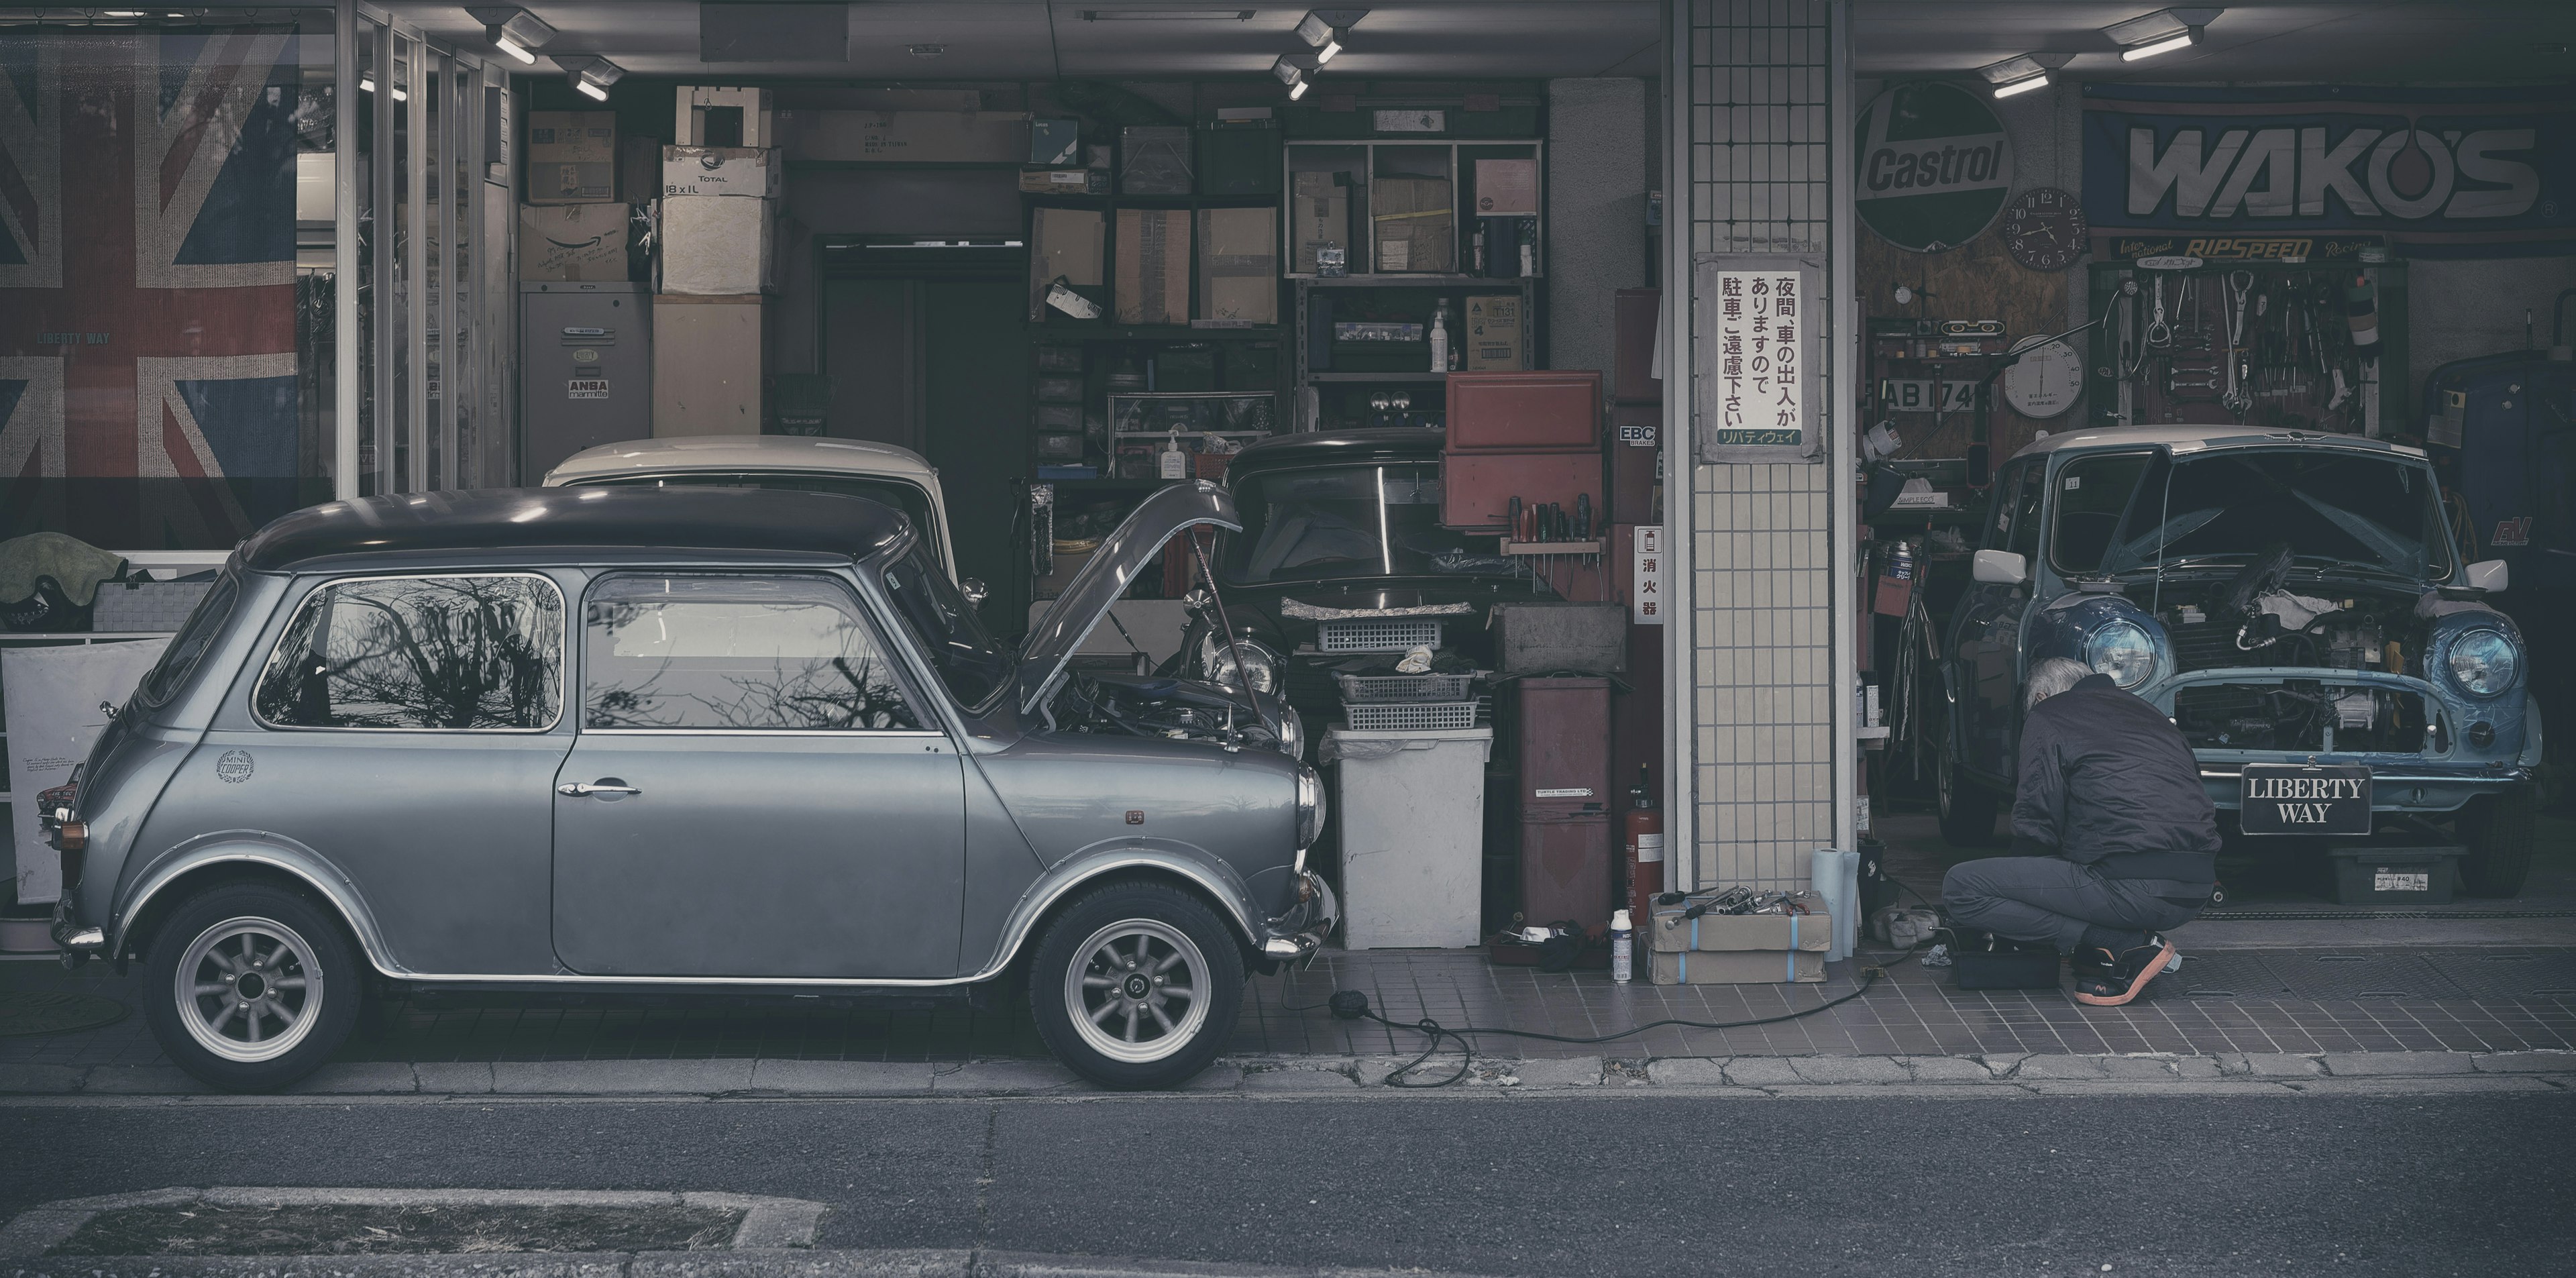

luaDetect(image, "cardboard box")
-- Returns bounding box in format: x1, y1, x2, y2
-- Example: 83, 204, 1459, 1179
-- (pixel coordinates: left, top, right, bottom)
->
527, 111, 616, 205
1464, 295, 1525, 370
1650, 949, 1826, 985
1030, 206, 1105, 320
1371, 176, 1454, 273
660, 195, 775, 295
678, 86, 775, 148
786, 111, 1027, 164
519, 203, 631, 281
1291, 171, 1349, 275
1119, 125, 1193, 195
1115, 208, 1190, 327
652, 296, 764, 435
1029, 118, 1081, 166
1649, 897, 1833, 953
663, 146, 782, 199
1474, 158, 1540, 215
1197, 207, 1277, 325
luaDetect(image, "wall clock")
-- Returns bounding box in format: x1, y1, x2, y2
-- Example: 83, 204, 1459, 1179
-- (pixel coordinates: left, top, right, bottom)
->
2002, 335, 2083, 419
2001, 186, 2086, 272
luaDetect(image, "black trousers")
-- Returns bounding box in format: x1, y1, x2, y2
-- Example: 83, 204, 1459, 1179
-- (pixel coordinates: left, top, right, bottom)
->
1941, 857, 2204, 954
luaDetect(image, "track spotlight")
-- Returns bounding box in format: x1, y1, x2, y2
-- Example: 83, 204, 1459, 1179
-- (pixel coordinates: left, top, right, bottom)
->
2104, 8, 2220, 62
466, 7, 555, 65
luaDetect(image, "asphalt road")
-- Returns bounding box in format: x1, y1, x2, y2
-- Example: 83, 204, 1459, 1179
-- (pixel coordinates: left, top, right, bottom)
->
7, 1093, 2572, 1277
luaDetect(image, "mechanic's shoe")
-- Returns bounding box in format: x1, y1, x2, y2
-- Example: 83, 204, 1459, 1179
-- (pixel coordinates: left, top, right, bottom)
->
2074, 935, 2178, 1007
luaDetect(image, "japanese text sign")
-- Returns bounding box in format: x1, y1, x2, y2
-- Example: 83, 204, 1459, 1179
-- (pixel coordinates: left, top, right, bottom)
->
1694, 254, 1823, 463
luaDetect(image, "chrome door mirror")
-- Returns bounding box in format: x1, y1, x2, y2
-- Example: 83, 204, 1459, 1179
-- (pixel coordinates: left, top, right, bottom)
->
961, 577, 990, 606
2463, 559, 2508, 592
1972, 549, 2028, 586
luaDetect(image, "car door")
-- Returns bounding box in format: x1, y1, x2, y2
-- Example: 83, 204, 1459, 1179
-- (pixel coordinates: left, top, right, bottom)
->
549, 571, 966, 979
1949, 458, 2045, 784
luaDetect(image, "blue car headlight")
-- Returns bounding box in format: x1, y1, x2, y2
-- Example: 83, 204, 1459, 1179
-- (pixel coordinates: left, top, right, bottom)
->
2086, 620, 2156, 690
2445, 627, 2520, 698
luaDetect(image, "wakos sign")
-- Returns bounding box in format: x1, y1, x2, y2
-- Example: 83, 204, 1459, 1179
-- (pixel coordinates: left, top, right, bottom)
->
1856, 82, 2015, 253
2083, 84, 2576, 259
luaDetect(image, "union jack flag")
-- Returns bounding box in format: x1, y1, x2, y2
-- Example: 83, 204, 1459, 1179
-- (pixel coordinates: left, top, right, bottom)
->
0, 28, 306, 550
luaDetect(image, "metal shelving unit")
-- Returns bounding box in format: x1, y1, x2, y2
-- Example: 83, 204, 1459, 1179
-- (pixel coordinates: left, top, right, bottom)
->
1291, 274, 1542, 428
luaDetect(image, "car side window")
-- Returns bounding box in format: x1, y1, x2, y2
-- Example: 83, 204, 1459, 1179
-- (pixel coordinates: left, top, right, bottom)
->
1985, 461, 2044, 557
582, 575, 925, 732
253, 575, 564, 730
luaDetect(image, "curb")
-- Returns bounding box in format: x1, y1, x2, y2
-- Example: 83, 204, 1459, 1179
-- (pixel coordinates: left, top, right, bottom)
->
2, 1246, 1512, 1278
1, 1051, 2565, 1100
0, 1187, 826, 1268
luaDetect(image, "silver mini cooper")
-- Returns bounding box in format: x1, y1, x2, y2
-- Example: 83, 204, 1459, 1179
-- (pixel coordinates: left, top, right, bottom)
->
44, 484, 1333, 1091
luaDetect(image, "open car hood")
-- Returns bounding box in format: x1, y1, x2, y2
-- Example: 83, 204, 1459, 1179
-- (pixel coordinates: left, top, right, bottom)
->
1018, 480, 1241, 712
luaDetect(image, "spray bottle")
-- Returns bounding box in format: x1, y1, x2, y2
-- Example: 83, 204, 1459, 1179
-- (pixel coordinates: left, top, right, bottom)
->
1609, 909, 1634, 984
1429, 300, 1452, 373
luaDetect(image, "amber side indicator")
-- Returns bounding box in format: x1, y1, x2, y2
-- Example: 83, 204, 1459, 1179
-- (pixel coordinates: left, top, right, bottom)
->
55, 822, 87, 855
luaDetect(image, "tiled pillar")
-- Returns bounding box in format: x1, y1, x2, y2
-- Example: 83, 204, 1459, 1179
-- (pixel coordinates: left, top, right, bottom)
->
1664, 0, 1857, 891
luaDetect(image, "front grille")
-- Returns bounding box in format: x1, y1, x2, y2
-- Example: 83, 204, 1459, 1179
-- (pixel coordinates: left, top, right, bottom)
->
2169, 623, 2243, 674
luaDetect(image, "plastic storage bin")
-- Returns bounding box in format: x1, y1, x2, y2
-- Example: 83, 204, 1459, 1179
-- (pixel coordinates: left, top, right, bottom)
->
1343, 701, 1479, 732
1322, 726, 1495, 949
2326, 844, 2463, 905
1335, 672, 1479, 703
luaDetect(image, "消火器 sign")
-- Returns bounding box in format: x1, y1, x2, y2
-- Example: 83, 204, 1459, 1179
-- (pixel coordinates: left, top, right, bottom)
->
2083, 84, 2575, 259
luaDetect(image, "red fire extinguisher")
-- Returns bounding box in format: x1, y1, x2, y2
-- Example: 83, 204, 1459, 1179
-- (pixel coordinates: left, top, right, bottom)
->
1623, 764, 1664, 928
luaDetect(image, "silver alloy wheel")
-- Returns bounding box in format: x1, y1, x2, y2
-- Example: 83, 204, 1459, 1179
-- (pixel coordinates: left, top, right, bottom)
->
1064, 918, 1210, 1065
173, 915, 324, 1063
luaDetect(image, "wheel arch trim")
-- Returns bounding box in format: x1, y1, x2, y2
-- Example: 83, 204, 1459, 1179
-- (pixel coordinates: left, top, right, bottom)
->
115, 839, 394, 970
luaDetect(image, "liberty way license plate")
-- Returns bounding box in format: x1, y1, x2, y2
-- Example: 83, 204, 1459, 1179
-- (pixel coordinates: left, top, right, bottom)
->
2238, 763, 2372, 836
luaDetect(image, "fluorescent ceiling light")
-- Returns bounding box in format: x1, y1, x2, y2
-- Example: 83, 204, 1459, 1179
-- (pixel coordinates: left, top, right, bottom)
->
467, 7, 555, 64
2104, 7, 2219, 62
1313, 36, 1341, 65
1080, 9, 1254, 19
1289, 77, 1311, 101
574, 78, 606, 101
1976, 52, 2065, 99
553, 54, 622, 103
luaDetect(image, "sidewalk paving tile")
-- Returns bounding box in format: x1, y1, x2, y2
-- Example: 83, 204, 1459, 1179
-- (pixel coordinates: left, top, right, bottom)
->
1242, 1064, 1360, 1091
493, 1059, 757, 1094
1786, 1056, 1911, 1085
930, 1061, 1090, 1095
1719, 1057, 1806, 1087
287, 1061, 420, 1094
1503, 1057, 1604, 1087
1895, 1056, 2001, 1083
414, 1061, 496, 1094
747, 1060, 934, 1095
2471, 1051, 2576, 1073
0, 1063, 87, 1094
2227, 1053, 2327, 1078
1645, 1058, 1731, 1086
2319, 1051, 2481, 1077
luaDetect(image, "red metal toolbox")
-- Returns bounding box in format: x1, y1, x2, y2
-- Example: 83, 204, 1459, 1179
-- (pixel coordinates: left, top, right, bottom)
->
1515, 676, 1612, 811
1444, 370, 1602, 453
1440, 450, 1603, 532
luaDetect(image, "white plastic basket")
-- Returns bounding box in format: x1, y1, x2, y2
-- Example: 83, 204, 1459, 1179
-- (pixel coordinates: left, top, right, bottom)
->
1317, 617, 1444, 653
1342, 700, 1479, 732
1335, 672, 1479, 704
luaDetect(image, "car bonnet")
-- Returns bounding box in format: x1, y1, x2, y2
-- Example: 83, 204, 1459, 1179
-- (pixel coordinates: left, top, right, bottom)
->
1017, 480, 1242, 713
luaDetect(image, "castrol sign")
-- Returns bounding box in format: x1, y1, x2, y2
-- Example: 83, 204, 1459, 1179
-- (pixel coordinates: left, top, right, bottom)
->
1856, 82, 2015, 253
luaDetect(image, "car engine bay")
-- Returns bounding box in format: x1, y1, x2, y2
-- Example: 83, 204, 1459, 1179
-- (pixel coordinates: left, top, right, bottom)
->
1053, 670, 1291, 753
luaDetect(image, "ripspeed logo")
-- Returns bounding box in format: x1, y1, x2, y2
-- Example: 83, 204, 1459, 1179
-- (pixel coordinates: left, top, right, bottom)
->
2127, 125, 2539, 221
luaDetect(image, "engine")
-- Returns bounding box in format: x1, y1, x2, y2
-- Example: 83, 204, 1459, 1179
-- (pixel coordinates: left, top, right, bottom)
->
1054, 670, 1293, 754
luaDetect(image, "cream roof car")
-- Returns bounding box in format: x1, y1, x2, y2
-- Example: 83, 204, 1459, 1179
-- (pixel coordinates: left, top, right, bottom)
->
541, 435, 955, 578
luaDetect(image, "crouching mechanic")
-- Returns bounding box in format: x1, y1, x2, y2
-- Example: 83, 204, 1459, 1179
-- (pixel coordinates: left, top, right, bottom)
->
1943, 658, 2221, 1006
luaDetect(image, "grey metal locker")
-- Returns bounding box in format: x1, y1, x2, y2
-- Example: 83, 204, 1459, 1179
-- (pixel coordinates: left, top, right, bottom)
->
521, 281, 651, 480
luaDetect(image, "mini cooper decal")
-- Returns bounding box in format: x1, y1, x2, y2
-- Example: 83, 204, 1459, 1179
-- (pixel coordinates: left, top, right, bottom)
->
216, 750, 254, 784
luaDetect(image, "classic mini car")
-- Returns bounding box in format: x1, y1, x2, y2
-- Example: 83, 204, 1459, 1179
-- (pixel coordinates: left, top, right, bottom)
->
543, 435, 967, 586
1933, 426, 2540, 894
42, 484, 1332, 1091
1170, 428, 1546, 722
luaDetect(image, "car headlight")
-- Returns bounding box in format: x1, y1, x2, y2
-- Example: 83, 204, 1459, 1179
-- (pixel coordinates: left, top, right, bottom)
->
1202, 632, 1281, 696
1271, 706, 1305, 760
1295, 764, 1325, 849
2445, 627, 2520, 698
2085, 619, 2156, 690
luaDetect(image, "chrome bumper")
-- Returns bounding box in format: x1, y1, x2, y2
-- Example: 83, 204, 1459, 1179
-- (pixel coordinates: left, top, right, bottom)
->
50, 895, 105, 969
1261, 872, 1339, 961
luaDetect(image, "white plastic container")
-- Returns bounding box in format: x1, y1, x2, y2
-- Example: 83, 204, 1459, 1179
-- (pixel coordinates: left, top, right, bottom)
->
1321, 726, 1494, 949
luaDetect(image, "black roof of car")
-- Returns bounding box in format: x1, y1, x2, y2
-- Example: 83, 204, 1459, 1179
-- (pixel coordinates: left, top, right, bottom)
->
239, 487, 912, 572
1226, 427, 1444, 472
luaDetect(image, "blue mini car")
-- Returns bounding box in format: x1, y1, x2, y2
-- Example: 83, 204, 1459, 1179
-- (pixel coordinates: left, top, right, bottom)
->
1934, 427, 2540, 894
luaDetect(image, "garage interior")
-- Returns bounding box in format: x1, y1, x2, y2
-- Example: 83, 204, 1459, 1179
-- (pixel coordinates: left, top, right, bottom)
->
1, 0, 2571, 1038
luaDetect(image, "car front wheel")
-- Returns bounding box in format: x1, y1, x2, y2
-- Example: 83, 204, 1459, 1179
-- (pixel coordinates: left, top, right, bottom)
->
1030, 880, 1244, 1089
142, 884, 362, 1092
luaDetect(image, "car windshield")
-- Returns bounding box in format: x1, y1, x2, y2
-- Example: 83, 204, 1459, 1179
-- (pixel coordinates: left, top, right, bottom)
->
2086, 449, 2453, 582
1220, 463, 1517, 585
879, 542, 1010, 709
570, 472, 943, 570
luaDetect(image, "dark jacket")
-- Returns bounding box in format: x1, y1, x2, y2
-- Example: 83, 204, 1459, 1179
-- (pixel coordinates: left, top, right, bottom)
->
2010, 673, 2220, 884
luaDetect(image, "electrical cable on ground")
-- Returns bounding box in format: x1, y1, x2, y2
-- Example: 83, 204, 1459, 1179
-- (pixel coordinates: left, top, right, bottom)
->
1283, 949, 1918, 1088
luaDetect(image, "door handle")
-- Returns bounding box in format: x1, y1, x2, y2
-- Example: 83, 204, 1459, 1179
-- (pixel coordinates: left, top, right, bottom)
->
557, 780, 642, 797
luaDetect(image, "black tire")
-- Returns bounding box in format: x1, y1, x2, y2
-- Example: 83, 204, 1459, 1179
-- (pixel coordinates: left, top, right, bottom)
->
142, 884, 362, 1092
2457, 787, 2536, 898
1937, 751, 2003, 848
1028, 880, 1244, 1089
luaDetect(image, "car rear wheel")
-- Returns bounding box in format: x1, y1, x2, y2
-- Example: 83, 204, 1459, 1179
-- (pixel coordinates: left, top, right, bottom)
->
2457, 788, 2536, 898
1936, 751, 2003, 847
1030, 880, 1243, 1089
142, 884, 361, 1092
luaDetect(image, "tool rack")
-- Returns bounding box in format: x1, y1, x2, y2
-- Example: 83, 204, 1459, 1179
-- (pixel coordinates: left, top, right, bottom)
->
2083, 258, 2410, 435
